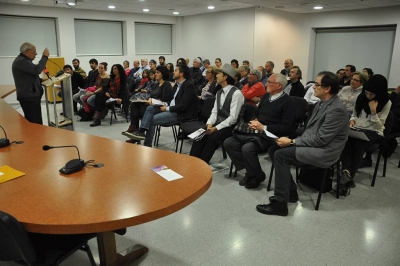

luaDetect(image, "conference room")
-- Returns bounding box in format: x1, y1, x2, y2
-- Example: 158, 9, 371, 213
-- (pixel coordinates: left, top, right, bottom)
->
1, 0, 400, 265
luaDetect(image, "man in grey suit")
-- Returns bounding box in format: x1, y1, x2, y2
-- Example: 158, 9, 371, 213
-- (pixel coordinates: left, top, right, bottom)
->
257, 71, 348, 216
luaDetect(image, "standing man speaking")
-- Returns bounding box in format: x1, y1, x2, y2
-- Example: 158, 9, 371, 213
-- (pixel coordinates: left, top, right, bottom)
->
12, 42, 49, 124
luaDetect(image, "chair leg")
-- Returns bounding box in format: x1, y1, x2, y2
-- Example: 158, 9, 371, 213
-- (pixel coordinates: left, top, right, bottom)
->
222, 145, 227, 159
336, 161, 340, 199
267, 164, 274, 191
82, 243, 97, 266
154, 126, 161, 147
398, 159, 400, 168
383, 157, 387, 177
371, 151, 382, 187
234, 169, 237, 177
295, 166, 299, 183
315, 168, 328, 211
229, 161, 233, 177
171, 125, 177, 142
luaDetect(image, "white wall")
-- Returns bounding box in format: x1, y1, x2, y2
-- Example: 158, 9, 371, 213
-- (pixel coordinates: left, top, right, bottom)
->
0, 3, 178, 103
180, 8, 255, 68
2, 4, 400, 104
254, 6, 400, 87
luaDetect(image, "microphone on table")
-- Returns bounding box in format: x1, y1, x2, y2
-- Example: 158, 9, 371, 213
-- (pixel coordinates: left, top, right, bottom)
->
42, 145, 85, 174
0, 125, 10, 148
48, 59, 65, 77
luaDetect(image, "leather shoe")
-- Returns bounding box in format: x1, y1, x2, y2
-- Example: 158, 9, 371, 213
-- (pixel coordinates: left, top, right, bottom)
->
239, 174, 254, 186
256, 202, 288, 216
269, 190, 298, 203
90, 119, 101, 127
245, 173, 266, 189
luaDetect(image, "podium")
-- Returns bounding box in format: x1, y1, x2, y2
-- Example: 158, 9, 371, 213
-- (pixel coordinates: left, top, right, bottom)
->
42, 73, 75, 131
44, 57, 65, 103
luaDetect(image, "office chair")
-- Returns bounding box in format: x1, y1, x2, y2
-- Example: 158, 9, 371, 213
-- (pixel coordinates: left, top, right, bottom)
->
0, 210, 97, 266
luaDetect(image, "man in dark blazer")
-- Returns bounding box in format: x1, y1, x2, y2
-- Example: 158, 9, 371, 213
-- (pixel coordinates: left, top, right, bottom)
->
129, 64, 197, 147
257, 71, 348, 216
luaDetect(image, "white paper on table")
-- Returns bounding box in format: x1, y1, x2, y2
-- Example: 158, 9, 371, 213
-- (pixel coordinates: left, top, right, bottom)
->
151, 165, 183, 181
264, 126, 278, 139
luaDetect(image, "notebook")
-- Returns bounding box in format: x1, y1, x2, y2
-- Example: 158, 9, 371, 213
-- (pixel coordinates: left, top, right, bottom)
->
0, 165, 26, 184
348, 127, 376, 141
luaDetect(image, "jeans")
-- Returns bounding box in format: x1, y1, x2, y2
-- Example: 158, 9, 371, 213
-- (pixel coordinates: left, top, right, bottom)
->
140, 106, 178, 147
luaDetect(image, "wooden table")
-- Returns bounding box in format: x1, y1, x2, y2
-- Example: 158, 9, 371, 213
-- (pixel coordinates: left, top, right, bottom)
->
0, 85, 16, 99
0, 98, 212, 266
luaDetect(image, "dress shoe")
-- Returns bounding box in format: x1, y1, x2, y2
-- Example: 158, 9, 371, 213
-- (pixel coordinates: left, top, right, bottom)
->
90, 119, 101, 127
269, 190, 298, 203
239, 174, 254, 186
128, 131, 146, 140
245, 173, 266, 189
256, 202, 288, 216
126, 139, 139, 144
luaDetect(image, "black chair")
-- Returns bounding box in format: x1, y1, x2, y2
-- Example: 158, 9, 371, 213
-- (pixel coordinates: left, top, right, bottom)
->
228, 103, 257, 177
267, 161, 341, 211
153, 121, 180, 148
0, 210, 96, 266
107, 82, 130, 126
126, 77, 136, 94
176, 97, 216, 154
290, 96, 308, 137
366, 111, 395, 186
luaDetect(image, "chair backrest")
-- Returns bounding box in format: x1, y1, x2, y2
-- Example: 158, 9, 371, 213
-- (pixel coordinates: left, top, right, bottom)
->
0, 211, 36, 265
291, 96, 308, 126
242, 103, 256, 123
384, 111, 394, 136
201, 97, 216, 119
126, 77, 136, 94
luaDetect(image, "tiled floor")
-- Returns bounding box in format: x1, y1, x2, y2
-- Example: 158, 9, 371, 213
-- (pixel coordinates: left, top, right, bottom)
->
2, 103, 400, 266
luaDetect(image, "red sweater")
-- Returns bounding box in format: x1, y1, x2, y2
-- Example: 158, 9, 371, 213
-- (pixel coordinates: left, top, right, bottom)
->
241, 81, 266, 106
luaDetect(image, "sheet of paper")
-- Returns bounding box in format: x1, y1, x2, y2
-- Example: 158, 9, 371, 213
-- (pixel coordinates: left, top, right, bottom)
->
151, 99, 165, 106
151, 165, 183, 181
106, 98, 117, 103
264, 126, 278, 139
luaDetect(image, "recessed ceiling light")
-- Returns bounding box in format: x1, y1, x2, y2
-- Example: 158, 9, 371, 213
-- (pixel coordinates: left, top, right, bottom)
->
143, 9, 150, 12
21, 0, 29, 2
208, 6, 215, 10
173, 12, 179, 15
67, 2, 76, 6
108, 5, 115, 9
314, 6, 323, 10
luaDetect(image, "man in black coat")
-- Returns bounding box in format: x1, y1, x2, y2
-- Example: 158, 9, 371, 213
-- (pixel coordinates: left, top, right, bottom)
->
129, 64, 197, 147
57, 64, 86, 113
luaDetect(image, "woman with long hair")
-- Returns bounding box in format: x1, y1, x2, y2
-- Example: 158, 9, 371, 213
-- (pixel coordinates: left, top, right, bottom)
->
123, 66, 173, 143
340, 74, 391, 195
90, 64, 126, 127
166, 63, 174, 81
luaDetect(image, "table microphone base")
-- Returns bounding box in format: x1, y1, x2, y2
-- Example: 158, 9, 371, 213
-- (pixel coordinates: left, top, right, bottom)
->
0, 138, 10, 148
59, 159, 85, 175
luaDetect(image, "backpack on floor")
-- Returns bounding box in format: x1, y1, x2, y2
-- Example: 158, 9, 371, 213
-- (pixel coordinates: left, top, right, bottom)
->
77, 108, 94, 122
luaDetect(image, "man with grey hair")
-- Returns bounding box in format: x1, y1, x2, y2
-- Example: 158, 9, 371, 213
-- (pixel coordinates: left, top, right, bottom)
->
265, 61, 274, 77
241, 69, 266, 106
12, 42, 49, 124
280, 58, 293, 77
190, 57, 204, 90
239, 65, 250, 86
202, 59, 210, 76
224, 73, 295, 189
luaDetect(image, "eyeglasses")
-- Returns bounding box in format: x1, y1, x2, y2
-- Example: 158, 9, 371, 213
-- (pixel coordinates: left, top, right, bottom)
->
314, 82, 324, 87
351, 78, 360, 82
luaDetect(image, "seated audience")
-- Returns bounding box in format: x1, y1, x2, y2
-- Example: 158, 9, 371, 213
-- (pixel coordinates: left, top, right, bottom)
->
257, 66, 268, 86
339, 64, 355, 89
239, 66, 250, 86
185, 58, 190, 65
177, 57, 186, 65
234, 69, 243, 90
190, 64, 245, 163
72, 58, 87, 79
127, 60, 140, 78
242, 60, 250, 67
303, 82, 320, 105
283, 66, 305, 97
202, 59, 210, 76
224, 73, 294, 189
231, 59, 239, 69
123, 60, 130, 76
72, 58, 98, 107
132, 69, 157, 99
159, 56, 166, 67
363, 68, 374, 80
132, 59, 150, 84
134, 69, 150, 93
256, 71, 348, 216
190, 58, 205, 90
123, 66, 173, 143
264, 61, 274, 79
241, 69, 266, 106
336, 68, 345, 80
280, 59, 293, 77
90, 64, 125, 127
340, 74, 391, 195
215, 58, 222, 69
338, 71, 367, 115
166, 63, 175, 81
198, 66, 221, 100
127, 64, 197, 147
57, 64, 85, 113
